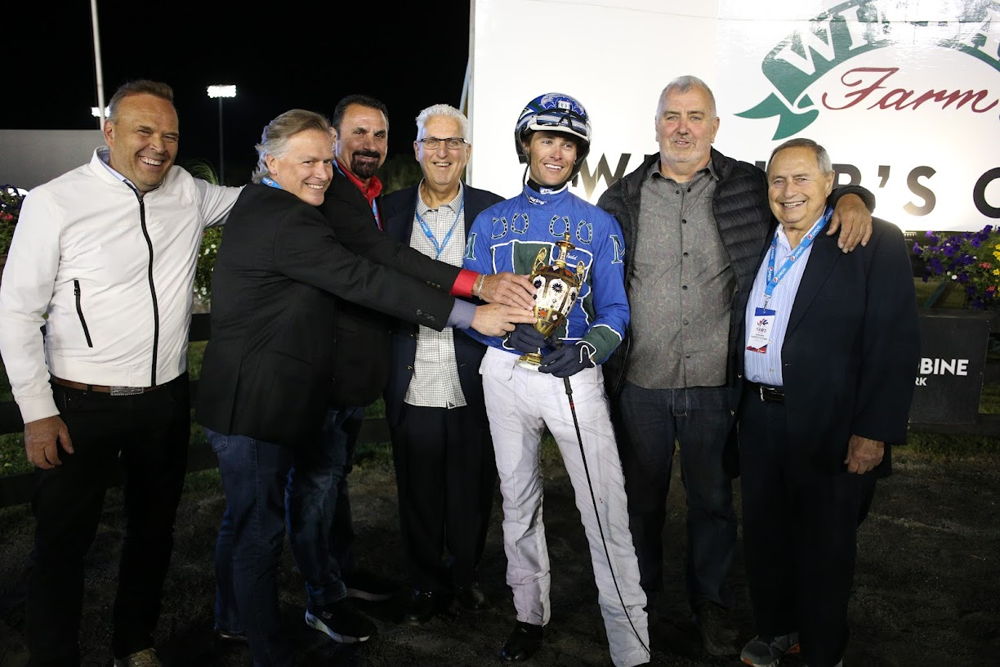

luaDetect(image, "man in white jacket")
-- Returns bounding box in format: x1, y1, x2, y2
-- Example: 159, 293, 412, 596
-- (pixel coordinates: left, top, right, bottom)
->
0, 79, 240, 667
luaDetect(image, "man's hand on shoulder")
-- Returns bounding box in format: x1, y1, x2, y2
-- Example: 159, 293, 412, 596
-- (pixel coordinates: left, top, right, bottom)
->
845, 434, 884, 474
478, 273, 535, 310
471, 304, 535, 337
827, 193, 873, 252
24, 415, 73, 470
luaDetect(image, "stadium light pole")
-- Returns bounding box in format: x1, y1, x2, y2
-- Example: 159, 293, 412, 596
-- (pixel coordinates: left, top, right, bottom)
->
207, 85, 237, 184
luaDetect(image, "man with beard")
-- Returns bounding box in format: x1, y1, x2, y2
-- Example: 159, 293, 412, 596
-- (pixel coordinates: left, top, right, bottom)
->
283, 95, 534, 643
197, 108, 533, 666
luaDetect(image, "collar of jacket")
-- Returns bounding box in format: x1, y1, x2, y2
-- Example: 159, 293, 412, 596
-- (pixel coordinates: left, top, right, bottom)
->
335, 159, 383, 206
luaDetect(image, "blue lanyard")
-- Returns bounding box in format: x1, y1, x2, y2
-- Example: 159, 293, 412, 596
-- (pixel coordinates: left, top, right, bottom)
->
415, 197, 465, 260
764, 207, 832, 304
261, 176, 282, 190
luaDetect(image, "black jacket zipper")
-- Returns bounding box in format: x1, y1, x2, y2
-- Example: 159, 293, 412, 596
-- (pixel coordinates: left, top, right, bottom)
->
136, 195, 160, 386
73, 280, 94, 348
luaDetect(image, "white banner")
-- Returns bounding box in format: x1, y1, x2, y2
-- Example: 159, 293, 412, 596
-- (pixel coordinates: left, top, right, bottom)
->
468, 0, 999, 231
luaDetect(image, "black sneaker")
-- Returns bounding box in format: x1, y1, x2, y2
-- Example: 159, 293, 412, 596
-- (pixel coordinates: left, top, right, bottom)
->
740, 632, 800, 666
344, 569, 399, 602
304, 599, 376, 643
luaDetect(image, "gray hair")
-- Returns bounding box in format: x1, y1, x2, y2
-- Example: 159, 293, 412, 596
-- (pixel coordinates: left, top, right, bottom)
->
656, 75, 717, 118
415, 104, 469, 140
767, 137, 833, 176
252, 109, 332, 183
108, 80, 174, 122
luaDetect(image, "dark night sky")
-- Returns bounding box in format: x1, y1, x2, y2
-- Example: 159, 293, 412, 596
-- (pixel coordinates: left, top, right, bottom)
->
5, 1, 471, 184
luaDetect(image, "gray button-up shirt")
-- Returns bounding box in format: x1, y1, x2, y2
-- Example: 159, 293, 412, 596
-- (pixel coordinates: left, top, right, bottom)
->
626, 160, 735, 389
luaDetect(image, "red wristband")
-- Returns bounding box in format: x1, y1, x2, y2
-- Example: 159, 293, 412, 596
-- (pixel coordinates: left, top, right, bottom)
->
451, 268, 479, 297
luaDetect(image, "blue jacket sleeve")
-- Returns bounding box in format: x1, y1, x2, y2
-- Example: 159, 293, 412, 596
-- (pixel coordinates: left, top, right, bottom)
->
580, 210, 629, 363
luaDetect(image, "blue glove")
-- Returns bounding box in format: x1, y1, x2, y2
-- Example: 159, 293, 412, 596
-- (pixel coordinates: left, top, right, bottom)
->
504, 324, 549, 354
538, 341, 597, 378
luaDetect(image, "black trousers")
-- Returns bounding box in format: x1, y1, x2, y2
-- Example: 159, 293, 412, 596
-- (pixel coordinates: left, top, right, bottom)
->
738, 388, 876, 667
389, 403, 496, 592
27, 375, 189, 666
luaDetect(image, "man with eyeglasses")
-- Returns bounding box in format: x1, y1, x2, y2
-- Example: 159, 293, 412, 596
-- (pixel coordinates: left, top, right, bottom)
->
277, 95, 534, 644
596, 76, 874, 658
380, 104, 503, 625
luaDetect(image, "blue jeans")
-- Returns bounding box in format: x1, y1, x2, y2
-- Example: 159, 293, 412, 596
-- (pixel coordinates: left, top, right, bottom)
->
208, 428, 293, 667
285, 406, 364, 608
615, 382, 737, 608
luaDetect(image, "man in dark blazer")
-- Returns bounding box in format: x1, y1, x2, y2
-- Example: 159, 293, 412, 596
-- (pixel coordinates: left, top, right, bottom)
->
195, 109, 533, 664
381, 103, 504, 625
737, 138, 919, 667
279, 96, 535, 646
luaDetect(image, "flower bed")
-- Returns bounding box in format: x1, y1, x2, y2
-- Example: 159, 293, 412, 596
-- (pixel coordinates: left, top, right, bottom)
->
913, 225, 1000, 310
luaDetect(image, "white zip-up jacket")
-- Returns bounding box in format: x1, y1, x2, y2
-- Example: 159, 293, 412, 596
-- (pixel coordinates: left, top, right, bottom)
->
0, 149, 241, 423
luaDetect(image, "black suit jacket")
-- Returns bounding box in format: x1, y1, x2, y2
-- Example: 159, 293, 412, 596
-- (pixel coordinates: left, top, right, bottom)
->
740, 218, 920, 475
196, 183, 457, 445
319, 170, 464, 407
380, 184, 503, 429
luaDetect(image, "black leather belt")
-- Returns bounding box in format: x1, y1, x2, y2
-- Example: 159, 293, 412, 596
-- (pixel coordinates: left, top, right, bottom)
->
747, 381, 785, 403
51, 376, 162, 396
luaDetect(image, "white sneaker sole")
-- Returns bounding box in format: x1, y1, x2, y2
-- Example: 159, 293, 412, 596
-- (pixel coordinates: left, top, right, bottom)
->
304, 610, 372, 643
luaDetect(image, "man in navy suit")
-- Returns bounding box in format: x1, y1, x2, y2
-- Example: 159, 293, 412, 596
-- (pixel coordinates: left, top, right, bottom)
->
381, 104, 503, 624
737, 138, 919, 667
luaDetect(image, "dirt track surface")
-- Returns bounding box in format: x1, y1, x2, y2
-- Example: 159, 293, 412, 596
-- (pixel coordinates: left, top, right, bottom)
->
1, 446, 998, 666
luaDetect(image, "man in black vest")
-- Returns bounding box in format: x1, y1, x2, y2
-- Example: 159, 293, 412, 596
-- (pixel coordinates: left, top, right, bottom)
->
597, 76, 874, 657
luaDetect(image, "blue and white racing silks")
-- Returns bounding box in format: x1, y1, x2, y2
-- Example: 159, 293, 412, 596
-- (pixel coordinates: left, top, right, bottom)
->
463, 183, 628, 364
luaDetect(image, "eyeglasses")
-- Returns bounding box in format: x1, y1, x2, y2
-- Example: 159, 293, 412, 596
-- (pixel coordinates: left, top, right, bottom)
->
419, 136, 467, 150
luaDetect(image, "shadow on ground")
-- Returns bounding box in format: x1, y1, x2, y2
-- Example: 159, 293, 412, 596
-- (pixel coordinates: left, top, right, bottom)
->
1, 444, 998, 666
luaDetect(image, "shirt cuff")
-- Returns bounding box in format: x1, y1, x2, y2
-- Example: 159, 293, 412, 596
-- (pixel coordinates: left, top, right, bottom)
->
447, 299, 476, 329
17, 393, 60, 425
450, 268, 479, 298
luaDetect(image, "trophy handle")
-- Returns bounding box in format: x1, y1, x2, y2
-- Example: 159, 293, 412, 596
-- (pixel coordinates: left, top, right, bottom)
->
532, 247, 549, 273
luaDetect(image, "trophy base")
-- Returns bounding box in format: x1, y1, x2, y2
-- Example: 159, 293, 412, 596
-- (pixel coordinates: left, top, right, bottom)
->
516, 352, 543, 371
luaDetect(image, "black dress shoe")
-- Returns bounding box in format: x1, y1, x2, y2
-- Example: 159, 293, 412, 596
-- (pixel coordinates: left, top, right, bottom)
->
454, 582, 490, 611
401, 589, 438, 625
499, 621, 543, 662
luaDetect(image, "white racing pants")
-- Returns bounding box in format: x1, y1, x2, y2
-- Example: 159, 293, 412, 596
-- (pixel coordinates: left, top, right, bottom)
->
480, 347, 650, 667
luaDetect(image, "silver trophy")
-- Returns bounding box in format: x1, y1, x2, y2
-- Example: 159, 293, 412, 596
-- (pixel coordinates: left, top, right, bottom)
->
517, 233, 586, 370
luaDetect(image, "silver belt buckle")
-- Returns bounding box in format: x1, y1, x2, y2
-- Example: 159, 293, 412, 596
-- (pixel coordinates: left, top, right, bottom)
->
759, 385, 766, 402
110, 385, 144, 396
